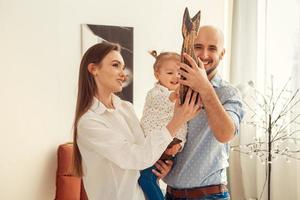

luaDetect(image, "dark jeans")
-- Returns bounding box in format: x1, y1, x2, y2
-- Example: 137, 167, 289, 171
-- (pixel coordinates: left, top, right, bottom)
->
138, 165, 164, 200
165, 191, 230, 200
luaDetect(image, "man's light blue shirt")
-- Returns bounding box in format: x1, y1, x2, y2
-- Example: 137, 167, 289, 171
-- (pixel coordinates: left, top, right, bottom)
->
164, 74, 244, 188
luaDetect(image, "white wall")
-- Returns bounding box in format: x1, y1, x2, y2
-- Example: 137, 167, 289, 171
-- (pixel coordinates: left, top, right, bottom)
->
0, 0, 225, 199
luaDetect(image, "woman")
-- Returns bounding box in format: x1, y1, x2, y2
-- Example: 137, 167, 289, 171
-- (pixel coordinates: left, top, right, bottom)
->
73, 42, 201, 200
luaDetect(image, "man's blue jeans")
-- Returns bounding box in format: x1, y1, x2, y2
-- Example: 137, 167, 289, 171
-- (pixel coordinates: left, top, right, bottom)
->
165, 191, 230, 200
138, 165, 164, 200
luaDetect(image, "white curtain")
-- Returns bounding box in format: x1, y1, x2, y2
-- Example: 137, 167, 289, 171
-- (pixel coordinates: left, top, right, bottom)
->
263, 0, 300, 200
228, 0, 258, 199
229, 0, 300, 200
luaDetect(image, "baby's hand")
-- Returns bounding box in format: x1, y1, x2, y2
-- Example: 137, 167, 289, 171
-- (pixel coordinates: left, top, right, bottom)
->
169, 92, 177, 102
169, 87, 179, 102
164, 144, 182, 156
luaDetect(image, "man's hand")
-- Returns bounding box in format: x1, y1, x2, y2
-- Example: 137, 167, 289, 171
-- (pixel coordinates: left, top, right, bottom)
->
152, 160, 173, 180
179, 53, 210, 93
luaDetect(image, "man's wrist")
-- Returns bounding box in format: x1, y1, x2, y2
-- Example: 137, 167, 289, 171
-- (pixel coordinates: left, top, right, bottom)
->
197, 82, 214, 97
196, 80, 213, 95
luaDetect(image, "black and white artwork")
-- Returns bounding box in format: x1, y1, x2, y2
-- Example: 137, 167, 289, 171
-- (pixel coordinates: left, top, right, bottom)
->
81, 24, 134, 103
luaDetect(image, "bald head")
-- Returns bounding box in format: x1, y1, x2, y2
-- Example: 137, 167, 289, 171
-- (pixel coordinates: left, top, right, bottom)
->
198, 25, 224, 49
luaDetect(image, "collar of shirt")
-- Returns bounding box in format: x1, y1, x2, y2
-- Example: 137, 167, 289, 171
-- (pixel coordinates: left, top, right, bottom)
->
154, 82, 173, 94
210, 73, 222, 88
90, 94, 122, 115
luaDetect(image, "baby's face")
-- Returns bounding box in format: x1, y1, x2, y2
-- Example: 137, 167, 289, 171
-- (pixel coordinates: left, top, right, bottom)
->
155, 59, 181, 91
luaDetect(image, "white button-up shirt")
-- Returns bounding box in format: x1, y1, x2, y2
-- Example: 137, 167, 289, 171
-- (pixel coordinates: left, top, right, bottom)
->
77, 95, 173, 200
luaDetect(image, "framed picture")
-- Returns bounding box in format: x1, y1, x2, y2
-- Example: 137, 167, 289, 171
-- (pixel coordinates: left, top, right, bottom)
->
81, 24, 134, 103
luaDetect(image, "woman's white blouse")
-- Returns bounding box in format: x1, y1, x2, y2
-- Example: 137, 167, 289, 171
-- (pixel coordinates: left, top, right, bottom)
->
77, 95, 173, 200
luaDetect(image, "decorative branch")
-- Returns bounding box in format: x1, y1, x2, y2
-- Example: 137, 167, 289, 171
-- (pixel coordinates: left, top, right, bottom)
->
232, 77, 300, 200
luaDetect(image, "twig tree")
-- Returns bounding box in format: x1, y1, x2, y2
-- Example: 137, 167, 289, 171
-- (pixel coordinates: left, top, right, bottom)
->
232, 77, 300, 200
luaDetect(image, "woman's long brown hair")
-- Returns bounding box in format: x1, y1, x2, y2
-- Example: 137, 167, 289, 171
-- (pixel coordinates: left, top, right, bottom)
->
73, 42, 120, 177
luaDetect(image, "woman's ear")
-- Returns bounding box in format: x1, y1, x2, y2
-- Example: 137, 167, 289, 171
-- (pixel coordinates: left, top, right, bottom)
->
87, 63, 98, 76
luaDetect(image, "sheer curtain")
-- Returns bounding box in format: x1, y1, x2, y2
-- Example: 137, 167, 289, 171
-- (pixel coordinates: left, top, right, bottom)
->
263, 0, 300, 200
229, 0, 300, 199
228, 0, 258, 199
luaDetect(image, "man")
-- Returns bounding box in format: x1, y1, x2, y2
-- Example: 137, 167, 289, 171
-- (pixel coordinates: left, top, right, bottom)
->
163, 25, 244, 200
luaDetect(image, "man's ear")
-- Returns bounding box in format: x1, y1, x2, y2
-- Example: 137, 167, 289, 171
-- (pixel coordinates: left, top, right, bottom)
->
87, 63, 97, 76
154, 70, 159, 80
220, 48, 225, 60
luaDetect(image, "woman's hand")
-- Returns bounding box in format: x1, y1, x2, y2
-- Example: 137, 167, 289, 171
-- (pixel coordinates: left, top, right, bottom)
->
167, 88, 202, 136
152, 160, 173, 180
174, 88, 202, 121
164, 144, 182, 156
